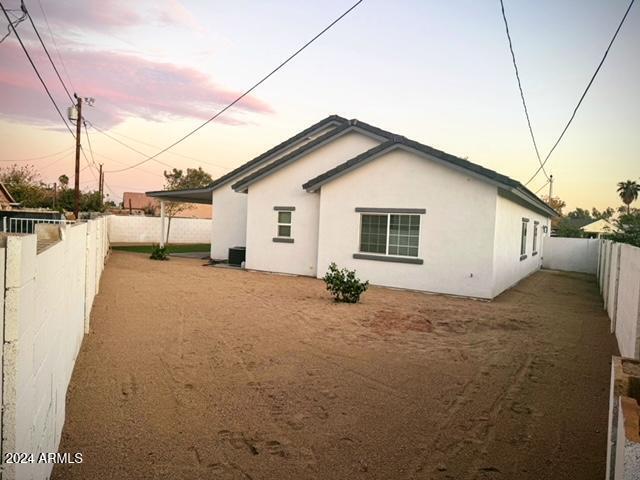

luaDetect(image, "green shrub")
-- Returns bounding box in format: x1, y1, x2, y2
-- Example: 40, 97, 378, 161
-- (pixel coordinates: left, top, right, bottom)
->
150, 244, 169, 261
322, 262, 369, 303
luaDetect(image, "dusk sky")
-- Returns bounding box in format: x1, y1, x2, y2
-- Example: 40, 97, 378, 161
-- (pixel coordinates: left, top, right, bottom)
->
0, 0, 638, 209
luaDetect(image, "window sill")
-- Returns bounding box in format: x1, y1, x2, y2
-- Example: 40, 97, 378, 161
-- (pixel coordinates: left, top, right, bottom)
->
353, 253, 423, 265
520, 254, 527, 261
532, 251, 538, 257
273, 237, 294, 243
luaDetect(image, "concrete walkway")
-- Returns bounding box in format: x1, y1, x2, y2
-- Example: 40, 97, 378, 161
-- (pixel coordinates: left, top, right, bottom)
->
53, 253, 617, 480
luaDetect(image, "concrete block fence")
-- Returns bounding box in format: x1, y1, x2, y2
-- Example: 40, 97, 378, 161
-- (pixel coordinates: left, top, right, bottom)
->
107, 214, 211, 245
542, 237, 600, 274
0, 216, 109, 480
597, 240, 640, 359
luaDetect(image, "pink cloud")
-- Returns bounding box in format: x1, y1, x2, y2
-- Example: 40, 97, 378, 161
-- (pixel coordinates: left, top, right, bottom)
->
0, 40, 272, 129
30, 0, 204, 33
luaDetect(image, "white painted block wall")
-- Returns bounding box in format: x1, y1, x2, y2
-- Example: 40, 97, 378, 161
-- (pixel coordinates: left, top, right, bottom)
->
107, 214, 210, 245
0, 217, 109, 480
542, 237, 600, 274
316, 148, 499, 298
492, 194, 549, 297
246, 131, 381, 277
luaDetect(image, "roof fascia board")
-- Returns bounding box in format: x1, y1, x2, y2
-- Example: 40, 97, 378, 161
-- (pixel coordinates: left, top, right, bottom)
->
208, 118, 345, 192
497, 187, 557, 218
232, 125, 386, 193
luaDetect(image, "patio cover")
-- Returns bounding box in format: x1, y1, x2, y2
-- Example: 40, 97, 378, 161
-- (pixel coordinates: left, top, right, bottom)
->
145, 186, 213, 205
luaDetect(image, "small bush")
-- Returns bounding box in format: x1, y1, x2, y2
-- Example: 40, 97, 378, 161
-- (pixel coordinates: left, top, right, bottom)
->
150, 244, 169, 261
323, 262, 369, 303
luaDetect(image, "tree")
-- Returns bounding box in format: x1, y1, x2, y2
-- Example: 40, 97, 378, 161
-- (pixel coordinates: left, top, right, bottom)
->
0, 164, 48, 207
1, 163, 107, 213
607, 211, 640, 247
162, 167, 212, 243
617, 180, 640, 214
542, 195, 566, 215
566, 207, 592, 220
591, 207, 615, 220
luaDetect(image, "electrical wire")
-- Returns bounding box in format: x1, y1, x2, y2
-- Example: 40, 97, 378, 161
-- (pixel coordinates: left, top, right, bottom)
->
524, 0, 636, 186
0, 0, 25, 43
534, 180, 550, 195
499, 0, 549, 182
105, 0, 365, 173
97, 126, 231, 170
0, 146, 74, 162
36, 0, 76, 93
86, 120, 175, 171
0, 1, 76, 138
25, 4, 73, 103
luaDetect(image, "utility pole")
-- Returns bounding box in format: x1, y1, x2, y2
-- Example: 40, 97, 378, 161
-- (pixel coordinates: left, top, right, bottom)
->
98, 163, 103, 206
53, 182, 57, 209
73, 94, 82, 219
548, 174, 554, 201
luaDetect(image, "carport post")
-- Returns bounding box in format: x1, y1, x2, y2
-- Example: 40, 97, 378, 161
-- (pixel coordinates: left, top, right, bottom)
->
160, 201, 165, 248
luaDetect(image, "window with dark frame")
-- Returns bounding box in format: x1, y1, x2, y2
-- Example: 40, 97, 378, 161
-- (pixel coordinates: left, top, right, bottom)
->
532, 221, 539, 255
277, 211, 292, 238
520, 218, 529, 259
359, 213, 420, 257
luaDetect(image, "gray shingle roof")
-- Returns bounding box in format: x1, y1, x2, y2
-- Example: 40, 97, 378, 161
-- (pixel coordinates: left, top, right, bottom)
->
231, 119, 400, 192
208, 114, 348, 191
301, 132, 558, 218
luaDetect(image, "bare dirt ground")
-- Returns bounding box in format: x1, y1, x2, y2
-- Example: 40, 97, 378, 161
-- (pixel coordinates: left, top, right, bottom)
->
53, 252, 617, 480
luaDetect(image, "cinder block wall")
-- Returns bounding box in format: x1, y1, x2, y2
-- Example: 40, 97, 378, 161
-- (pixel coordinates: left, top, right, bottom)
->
542, 237, 600, 274
0, 216, 109, 480
107, 214, 211, 244
598, 241, 640, 359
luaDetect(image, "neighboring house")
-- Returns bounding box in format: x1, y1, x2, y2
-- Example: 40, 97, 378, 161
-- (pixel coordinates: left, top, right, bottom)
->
581, 218, 617, 238
148, 115, 557, 299
122, 191, 212, 219
0, 181, 17, 209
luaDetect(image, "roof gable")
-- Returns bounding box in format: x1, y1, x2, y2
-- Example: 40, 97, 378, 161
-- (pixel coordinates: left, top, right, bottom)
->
231, 119, 396, 192
208, 114, 348, 191
302, 137, 558, 218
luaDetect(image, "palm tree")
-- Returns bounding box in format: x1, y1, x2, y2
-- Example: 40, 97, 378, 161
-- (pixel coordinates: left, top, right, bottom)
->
617, 180, 640, 214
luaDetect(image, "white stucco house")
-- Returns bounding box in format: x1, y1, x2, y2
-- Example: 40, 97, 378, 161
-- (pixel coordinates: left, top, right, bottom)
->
147, 115, 557, 299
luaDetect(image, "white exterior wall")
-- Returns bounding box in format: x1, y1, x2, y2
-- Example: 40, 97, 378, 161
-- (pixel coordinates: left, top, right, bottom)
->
316, 148, 499, 298
245, 132, 381, 277
542, 237, 600, 274
0, 217, 109, 480
209, 123, 340, 260
614, 244, 640, 358
210, 187, 248, 259
108, 215, 210, 245
492, 194, 549, 297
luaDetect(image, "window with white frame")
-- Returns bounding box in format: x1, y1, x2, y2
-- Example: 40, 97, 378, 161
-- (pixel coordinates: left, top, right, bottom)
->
277, 211, 292, 238
359, 213, 420, 257
520, 218, 529, 258
532, 221, 539, 255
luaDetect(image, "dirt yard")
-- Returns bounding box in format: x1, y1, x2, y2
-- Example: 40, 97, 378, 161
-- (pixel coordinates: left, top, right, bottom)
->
53, 252, 617, 480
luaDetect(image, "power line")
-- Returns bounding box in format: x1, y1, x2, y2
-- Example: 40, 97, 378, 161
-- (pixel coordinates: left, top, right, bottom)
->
83, 121, 98, 167
524, 0, 636, 186
0, 0, 25, 43
0, 146, 74, 162
534, 180, 550, 195
36, 0, 76, 93
499, 0, 549, 182
106, 0, 365, 173
99, 126, 231, 170
86, 120, 176, 171
0, 1, 76, 138
25, 3, 73, 103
